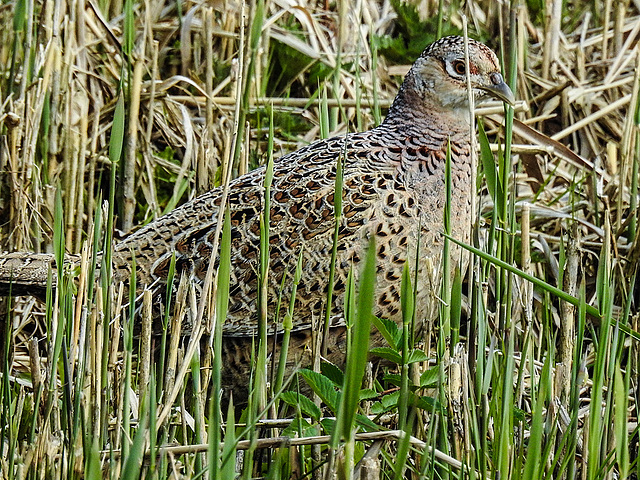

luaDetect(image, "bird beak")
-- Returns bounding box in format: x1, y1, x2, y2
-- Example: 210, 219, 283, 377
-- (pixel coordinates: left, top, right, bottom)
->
481, 79, 515, 105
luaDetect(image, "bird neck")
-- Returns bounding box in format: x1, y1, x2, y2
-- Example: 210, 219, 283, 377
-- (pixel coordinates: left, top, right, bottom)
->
384, 78, 472, 141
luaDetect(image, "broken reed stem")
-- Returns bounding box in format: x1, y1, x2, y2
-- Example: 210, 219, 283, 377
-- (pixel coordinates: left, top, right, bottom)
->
139, 289, 153, 409
144, 39, 160, 218
165, 274, 188, 401
122, 49, 146, 233
203, 6, 217, 193
558, 223, 579, 404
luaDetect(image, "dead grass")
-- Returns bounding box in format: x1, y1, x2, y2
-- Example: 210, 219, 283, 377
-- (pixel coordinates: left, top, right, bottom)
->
0, 0, 638, 478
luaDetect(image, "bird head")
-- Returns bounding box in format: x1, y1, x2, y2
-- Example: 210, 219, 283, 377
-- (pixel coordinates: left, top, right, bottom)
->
393, 36, 514, 118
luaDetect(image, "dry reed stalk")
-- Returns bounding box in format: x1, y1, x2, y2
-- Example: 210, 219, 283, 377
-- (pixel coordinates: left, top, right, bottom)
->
92, 286, 103, 442
602, 0, 612, 60
0, 0, 639, 477
69, 243, 89, 373
447, 344, 466, 461
140, 289, 153, 407
112, 284, 126, 454
203, 7, 217, 194
558, 223, 579, 406
521, 204, 532, 325
143, 40, 160, 217
110, 283, 124, 373
123, 50, 147, 232
165, 273, 188, 401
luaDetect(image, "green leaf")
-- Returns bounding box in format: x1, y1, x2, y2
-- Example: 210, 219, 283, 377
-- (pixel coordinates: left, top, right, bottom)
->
370, 391, 400, 415
406, 349, 429, 365
281, 417, 315, 437
336, 236, 377, 440
280, 392, 322, 421
614, 366, 629, 478
84, 438, 102, 480
299, 369, 339, 413
355, 414, 380, 431
358, 389, 379, 401
122, 0, 134, 56
400, 262, 414, 326
450, 266, 462, 346
381, 391, 400, 409
479, 120, 500, 205
320, 361, 344, 387
120, 414, 147, 480
321, 417, 337, 435
415, 395, 441, 411
109, 95, 125, 164
53, 189, 64, 280
221, 398, 237, 479
13, 0, 26, 32
372, 316, 401, 348
420, 367, 439, 388
382, 373, 401, 387
369, 347, 402, 365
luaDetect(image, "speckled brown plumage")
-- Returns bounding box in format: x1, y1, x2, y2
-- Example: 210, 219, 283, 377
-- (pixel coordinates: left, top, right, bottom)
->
111, 36, 512, 336
0, 36, 513, 395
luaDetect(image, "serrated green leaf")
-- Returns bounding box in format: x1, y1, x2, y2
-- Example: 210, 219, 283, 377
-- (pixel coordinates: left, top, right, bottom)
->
383, 373, 402, 386
280, 391, 322, 421
369, 391, 401, 415
513, 407, 527, 423
281, 417, 314, 437
358, 389, 378, 401
299, 369, 338, 413
320, 417, 337, 436
381, 391, 400, 409
407, 349, 429, 365
320, 361, 344, 387
372, 316, 402, 348
420, 367, 439, 387
355, 414, 380, 431
415, 395, 441, 412
370, 347, 402, 365
369, 402, 385, 415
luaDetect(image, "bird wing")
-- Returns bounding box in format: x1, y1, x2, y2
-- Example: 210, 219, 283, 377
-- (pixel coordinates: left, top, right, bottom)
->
113, 131, 390, 336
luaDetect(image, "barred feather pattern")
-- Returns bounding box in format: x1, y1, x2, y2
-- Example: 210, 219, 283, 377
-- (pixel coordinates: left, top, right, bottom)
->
1, 37, 512, 391
113, 118, 472, 336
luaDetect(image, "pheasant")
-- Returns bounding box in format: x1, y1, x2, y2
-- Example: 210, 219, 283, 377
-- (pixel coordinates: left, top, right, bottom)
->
0, 36, 513, 392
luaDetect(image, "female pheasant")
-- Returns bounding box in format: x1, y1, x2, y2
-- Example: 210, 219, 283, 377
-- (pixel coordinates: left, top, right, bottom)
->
0, 36, 513, 391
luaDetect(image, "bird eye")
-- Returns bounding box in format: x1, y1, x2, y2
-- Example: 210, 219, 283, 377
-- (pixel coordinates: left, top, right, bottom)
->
453, 60, 466, 75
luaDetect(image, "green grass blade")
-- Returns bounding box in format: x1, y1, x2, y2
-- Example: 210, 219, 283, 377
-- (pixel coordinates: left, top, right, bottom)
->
109, 94, 125, 166
444, 233, 601, 319
332, 235, 376, 477
220, 398, 237, 478
478, 120, 502, 209
210, 209, 232, 479
119, 413, 147, 479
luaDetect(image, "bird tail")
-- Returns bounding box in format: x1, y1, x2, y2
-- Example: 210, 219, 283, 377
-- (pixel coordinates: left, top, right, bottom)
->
0, 252, 60, 297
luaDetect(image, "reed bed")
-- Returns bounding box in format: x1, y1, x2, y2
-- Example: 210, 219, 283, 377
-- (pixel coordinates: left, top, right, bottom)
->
0, 0, 638, 479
